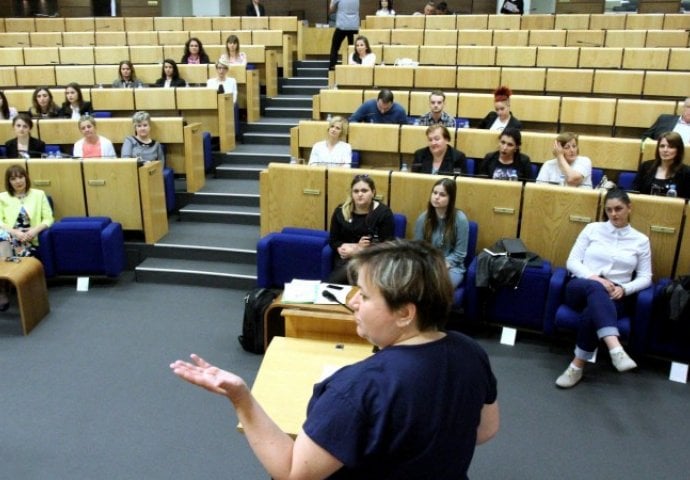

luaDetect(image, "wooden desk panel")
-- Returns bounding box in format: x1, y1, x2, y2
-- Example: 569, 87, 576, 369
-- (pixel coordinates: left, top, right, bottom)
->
134, 87, 176, 111
89, 88, 135, 111
348, 123, 399, 153
297, 120, 328, 149
283, 309, 366, 345
27, 159, 86, 219
138, 160, 169, 244
82, 159, 142, 230
388, 172, 444, 239
248, 336, 372, 437
335, 65, 374, 87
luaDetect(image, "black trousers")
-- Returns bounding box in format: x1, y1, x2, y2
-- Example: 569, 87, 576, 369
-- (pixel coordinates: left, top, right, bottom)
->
329, 28, 358, 69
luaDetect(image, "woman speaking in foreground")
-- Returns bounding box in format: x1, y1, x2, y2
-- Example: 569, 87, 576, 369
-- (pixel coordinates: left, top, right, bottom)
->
171, 240, 499, 480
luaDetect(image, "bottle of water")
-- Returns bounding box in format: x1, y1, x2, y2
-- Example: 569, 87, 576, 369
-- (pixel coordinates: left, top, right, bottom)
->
55, 150, 62, 159
667, 184, 678, 198
400, 162, 409, 172
559, 174, 566, 186
508, 168, 518, 181
48, 151, 55, 159
326, 113, 332, 122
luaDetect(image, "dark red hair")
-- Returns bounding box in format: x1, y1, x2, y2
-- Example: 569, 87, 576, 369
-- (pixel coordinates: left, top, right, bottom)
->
493, 86, 512, 102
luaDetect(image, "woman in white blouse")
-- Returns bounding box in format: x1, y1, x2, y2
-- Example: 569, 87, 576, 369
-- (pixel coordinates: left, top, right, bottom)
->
536, 132, 593, 188
555, 189, 652, 389
376, 0, 395, 15
349, 36, 376, 66
206, 62, 238, 104
308, 116, 352, 168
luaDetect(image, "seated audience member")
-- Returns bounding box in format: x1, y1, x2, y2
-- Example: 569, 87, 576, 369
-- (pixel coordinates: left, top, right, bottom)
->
58, 82, 93, 120
4, 113, 45, 159
632, 131, 690, 198
479, 128, 532, 180
180, 37, 210, 65
171, 239, 499, 480
218, 35, 247, 66
72, 115, 116, 158
112, 60, 144, 88
413, 125, 467, 175
328, 174, 395, 284
414, 178, 469, 288
376, 0, 396, 15
155, 59, 187, 88
414, 1, 437, 14
349, 89, 408, 125
536, 132, 592, 188
28, 87, 59, 118
555, 188, 651, 388
206, 62, 238, 104
0, 91, 18, 120
121, 111, 165, 164
246, 0, 265, 16
500, 0, 524, 14
308, 116, 352, 167
642, 97, 690, 145
0, 164, 54, 309
478, 86, 522, 132
436, 1, 452, 13
349, 35, 376, 66
418, 90, 456, 128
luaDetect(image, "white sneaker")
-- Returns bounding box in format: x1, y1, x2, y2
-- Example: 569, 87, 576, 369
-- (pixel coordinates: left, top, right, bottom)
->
556, 365, 583, 388
610, 350, 637, 372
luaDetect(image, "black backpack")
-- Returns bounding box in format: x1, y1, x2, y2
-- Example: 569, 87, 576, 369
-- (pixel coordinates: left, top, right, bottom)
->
238, 288, 280, 354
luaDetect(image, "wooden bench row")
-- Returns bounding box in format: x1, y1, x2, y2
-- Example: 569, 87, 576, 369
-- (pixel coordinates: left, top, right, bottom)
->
332, 64, 690, 100
343, 43, 690, 69
260, 163, 690, 280
0, 16, 299, 34
290, 121, 689, 174
0, 29, 286, 48
2, 86, 242, 149
0, 158, 167, 244
313, 89, 687, 138
355, 28, 690, 48
362, 13, 690, 31
1, 116, 206, 196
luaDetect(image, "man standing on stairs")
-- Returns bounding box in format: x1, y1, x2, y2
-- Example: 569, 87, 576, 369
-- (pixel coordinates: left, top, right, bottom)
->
328, 0, 360, 71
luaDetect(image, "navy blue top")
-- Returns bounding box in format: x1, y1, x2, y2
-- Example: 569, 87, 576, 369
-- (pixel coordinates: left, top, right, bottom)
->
303, 331, 497, 480
349, 99, 408, 125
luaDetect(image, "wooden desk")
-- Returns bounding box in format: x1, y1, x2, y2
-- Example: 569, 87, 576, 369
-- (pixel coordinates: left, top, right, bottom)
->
264, 295, 359, 350
0, 257, 50, 335
245, 336, 372, 437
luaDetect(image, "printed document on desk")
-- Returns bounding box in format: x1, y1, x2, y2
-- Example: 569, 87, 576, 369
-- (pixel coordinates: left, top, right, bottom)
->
281, 280, 352, 305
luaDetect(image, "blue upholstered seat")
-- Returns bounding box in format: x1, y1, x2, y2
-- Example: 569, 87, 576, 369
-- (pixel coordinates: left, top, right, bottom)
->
452, 220, 478, 311
39, 216, 125, 278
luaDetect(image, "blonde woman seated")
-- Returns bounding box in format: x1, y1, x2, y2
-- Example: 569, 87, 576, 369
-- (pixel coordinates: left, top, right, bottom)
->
0, 165, 54, 308
72, 115, 117, 158
349, 36, 376, 66
536, 132, 592, 188
206, 62, 238, 104
414, 178, 469, 288
121, 111, 165, 164
308, 116, 352, 168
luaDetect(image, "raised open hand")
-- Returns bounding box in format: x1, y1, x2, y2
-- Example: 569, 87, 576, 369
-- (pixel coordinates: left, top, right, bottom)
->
170, 354, 247, 401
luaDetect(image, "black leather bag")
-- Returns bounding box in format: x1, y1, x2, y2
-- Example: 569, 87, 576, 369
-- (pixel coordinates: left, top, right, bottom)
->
501, 238, 528, 258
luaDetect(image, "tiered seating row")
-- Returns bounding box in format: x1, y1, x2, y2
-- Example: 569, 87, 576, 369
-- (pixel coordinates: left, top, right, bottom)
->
355, 28, 690, 48
0, 16, 298, 33
362, 13, 690, 31
313, 89, 686, 138
332, 64, 690, 100
290, 120, 688, 176
260, 163, 690, 281
1, 116, 206, 195
0, 157, 167, 244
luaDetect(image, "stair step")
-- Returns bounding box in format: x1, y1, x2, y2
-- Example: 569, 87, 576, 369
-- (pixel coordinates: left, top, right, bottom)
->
281, 77, 328, 86
135, 257, 257, 289
263, 97, 313, 109
186, 190, 260, 207
209, 163, 263, 180
264, 107, 312, 119
157, 221, 259, 250
243, 120, 300, 134
279, 85, 323, 96
178, 204, 261, 225
222, 148, 290, 164
241, 131, 291, 144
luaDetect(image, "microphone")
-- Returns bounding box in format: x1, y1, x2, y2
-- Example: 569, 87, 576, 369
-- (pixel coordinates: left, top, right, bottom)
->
321, 290, 355, 313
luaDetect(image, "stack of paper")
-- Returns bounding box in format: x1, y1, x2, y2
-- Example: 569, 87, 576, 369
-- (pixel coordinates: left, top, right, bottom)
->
281, 280, 352, 305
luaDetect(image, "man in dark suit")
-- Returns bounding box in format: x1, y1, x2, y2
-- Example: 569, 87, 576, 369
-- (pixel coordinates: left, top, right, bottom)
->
245, 0, 266, 16
642, 97, 690, 144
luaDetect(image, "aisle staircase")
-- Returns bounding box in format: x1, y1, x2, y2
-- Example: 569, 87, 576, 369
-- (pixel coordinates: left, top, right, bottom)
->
133, 59, 329, 289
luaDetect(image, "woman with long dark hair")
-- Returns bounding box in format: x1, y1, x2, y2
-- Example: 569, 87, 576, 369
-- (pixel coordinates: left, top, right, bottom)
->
180, 37, 210, 64
28, 87, 59, 118
154, 59, 187, 88
58, 83, 93, 119
414, 178, 470, 287
0, 91, 18, 120
632, 131, 690, 198
479, 128, 532, 180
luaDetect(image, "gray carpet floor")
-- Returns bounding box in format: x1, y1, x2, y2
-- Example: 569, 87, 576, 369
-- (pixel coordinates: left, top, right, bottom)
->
2, 273, 689, 479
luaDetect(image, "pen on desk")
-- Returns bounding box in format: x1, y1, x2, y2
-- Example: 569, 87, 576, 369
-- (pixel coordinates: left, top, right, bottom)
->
322, 290, 355, 313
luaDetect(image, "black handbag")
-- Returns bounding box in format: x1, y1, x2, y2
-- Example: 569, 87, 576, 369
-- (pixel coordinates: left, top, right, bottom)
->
501, 238, 528, 258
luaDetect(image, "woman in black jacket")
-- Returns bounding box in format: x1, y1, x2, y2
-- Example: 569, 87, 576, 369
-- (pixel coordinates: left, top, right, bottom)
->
4, 113, 45, 159
478, 85, 522, 132
632, 131, 690, 198
58, 82, 93, 119
479, 128, 532, 180
413, 125, 467, 175
154, 59, 187, 88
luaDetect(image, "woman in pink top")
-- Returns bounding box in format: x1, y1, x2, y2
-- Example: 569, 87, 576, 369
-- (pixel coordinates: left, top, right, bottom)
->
72, 115, 117, 158
218, 34, 247, 66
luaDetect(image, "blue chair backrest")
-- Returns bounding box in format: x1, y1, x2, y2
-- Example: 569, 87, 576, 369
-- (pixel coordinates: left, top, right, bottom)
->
456, 117, 470, 129
92, 111, 112, 118
466, 220, 478, 268
351, 150, 360, 168
531, 163, 539, 179
0, 146, 6, 158
203, 131, 213, 172
618, 171, 636, 191
591, 167, 604, 187
44, 144, 61, 155
393, 213, 407, 238
465, 158, 475, 175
